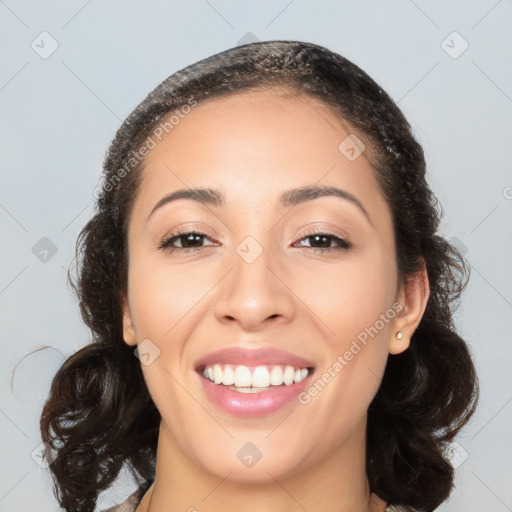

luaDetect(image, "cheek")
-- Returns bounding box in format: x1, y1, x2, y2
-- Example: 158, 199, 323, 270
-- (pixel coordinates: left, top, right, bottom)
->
287, 245, 396, 338
127, 253, 212, 339
126, 254, 219, 404
292, 247, 395, 420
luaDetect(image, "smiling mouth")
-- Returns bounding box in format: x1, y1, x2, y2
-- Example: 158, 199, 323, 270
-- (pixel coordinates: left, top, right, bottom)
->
197, 363, 315, 393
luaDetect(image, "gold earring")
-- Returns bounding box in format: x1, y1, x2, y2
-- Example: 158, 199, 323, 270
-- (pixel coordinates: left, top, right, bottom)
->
396, 331, 403, 340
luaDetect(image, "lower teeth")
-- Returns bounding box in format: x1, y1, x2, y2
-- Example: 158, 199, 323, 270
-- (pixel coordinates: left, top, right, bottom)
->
226, 385, 274, 393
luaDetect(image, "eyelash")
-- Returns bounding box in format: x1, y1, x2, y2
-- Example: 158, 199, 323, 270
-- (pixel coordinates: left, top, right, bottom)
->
158, 229, 351, 254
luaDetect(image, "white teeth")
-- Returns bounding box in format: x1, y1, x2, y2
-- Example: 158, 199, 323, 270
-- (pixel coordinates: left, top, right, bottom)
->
269, 366, 284, 385
252, 366, 270, 387
283, 366, 295, 385
201, 363, 311, 389
231, 386, 273, 393
234, 365, 252, 387
213, 364, 223, 385
222, 365, 234, 386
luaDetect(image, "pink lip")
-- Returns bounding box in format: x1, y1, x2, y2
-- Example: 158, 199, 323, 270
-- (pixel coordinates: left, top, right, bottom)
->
194, 347, 315, 370
194, 347, 315, 417
197, 372, 314, 417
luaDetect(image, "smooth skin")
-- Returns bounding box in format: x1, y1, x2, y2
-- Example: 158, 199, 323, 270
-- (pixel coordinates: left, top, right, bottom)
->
121, 88, 430, 512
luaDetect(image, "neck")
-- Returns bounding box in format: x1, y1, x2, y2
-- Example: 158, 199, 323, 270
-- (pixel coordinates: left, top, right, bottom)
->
140, 418, 385, 512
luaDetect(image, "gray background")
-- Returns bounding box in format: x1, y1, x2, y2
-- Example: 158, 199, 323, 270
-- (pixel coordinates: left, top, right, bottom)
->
1, 1, 511, 511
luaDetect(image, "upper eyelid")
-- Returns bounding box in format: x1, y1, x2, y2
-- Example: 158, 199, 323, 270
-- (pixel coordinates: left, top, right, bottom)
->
162, 228, 348, 240
294, 226, 349, 239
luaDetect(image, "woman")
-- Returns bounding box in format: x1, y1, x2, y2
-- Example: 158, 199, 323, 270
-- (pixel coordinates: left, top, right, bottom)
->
40, 40, 478, 512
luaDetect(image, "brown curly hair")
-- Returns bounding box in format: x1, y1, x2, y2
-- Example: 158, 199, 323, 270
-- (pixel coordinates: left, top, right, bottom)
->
40, 40, 478, 512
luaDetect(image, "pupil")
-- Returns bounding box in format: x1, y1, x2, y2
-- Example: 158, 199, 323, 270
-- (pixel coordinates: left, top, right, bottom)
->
184, 234, 202, 247
312, 235, 330, 248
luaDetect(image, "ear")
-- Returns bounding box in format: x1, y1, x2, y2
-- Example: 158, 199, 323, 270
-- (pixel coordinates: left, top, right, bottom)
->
389, 262, 430, 355
121, 294, 137, 347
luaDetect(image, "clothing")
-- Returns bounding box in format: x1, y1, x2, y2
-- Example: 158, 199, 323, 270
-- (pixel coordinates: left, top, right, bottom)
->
100, 480, 403, 512
101, 480, 153, 512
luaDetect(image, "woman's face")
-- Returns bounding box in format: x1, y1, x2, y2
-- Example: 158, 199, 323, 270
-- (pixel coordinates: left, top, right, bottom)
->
122, 88, 410, 482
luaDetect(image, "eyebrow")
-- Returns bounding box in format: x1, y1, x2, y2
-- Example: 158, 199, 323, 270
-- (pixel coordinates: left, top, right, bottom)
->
147, 185, 372, 225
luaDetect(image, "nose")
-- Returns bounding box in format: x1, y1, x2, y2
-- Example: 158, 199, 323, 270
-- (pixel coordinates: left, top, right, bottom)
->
213, 244, 296, 332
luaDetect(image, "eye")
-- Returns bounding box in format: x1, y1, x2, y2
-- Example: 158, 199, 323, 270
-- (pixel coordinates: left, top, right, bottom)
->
158, 230, 218, 253
158, 229, 351, 254
293, 230, 351, 252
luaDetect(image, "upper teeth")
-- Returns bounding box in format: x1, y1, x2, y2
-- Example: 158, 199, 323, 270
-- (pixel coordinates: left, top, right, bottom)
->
202, 364, 310, 388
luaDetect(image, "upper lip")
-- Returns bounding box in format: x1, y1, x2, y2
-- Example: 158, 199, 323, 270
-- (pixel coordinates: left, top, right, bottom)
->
195, 347, 315, 370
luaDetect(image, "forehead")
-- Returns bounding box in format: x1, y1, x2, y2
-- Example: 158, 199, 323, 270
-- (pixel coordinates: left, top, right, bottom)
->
132, 88, 390, 232
143, 88, 361, 169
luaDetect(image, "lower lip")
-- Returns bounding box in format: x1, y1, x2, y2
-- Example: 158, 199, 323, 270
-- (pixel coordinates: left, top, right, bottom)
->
197, 372, 313, 417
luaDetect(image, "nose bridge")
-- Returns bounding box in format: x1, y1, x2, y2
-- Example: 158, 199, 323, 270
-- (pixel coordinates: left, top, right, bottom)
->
213, 234, 294, 328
